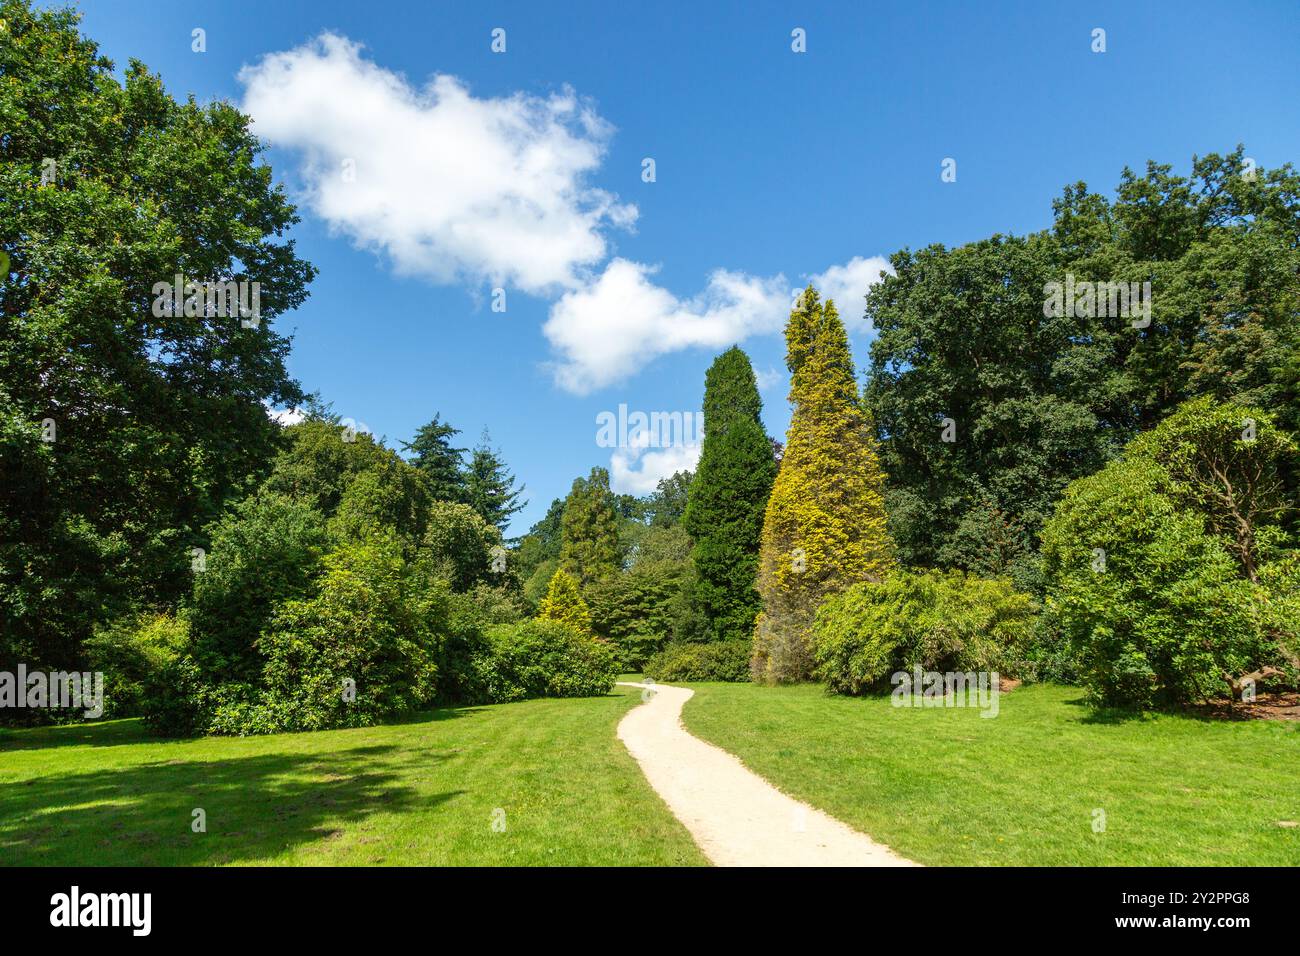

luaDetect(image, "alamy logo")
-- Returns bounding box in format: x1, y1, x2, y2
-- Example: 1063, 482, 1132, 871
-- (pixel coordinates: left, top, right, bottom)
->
891, 666, 1000, 718
50, 886, 151, 936
0, 665, 103, 718
595, 404, 703, 449
152, 273, 261, 327
1042, 273, 1152, 328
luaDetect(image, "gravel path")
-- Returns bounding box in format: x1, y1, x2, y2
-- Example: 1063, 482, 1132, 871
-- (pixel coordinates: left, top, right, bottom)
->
615, 681, 918, 867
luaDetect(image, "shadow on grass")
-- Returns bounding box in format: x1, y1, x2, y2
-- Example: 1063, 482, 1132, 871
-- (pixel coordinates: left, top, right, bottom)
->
0, 743, 459, 866
0, 701, 491, 753
0, 718, 161, 752
1065, 695, 1171, 726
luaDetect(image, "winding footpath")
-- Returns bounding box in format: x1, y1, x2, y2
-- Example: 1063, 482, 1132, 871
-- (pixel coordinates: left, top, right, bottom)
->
615, 681, 918, 867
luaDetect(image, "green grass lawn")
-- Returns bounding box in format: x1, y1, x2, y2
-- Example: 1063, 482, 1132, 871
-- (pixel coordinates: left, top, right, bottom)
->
0, 685, 704, 867
681, 682, 1300, 866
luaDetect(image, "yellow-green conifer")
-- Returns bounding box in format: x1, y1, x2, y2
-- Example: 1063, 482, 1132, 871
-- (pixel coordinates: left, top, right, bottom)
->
537, 567, 593, 634
752, 286, 893, 682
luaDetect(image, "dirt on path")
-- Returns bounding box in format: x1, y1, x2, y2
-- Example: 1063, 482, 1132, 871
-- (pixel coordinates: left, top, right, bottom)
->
615, 681, 919, 867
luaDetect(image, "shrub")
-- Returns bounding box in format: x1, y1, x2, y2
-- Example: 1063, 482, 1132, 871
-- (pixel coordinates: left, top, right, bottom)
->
189, 491, 327, 682
433, 583, 527, 704
421, 501, 501, 591
536, 568, 592, 633
469, 620, 617, 703
141, 655, 218, 737
643, 640, 752, 682
250, 535, 443, 733
1258, 554, 1300, 678
1041, 398, 1297, 708
85, 612, 189, 719
812, 570, 1035, 695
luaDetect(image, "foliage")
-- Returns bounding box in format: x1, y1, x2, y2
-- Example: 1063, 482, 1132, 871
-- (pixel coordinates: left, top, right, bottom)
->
463, 430, 526, 532
754, 287, 894, 683
0, 0, 314, 682
685, 347, 777, 642
643, 640, 751, 683
537, 568, 592, 634
189, 490, 327, 682
265, 419, 433, 550
468, 620, 618, 703
235, 535, 444, 733
588, 525, 698, 668
1040, 397, 1298, 707
402, 413, 467, 504
85, 612, 189, 719
512, 496, 565, 599
812, 570, 1035, 695
866, 149, 1300, 577
559, 467, 623, 585
422, 500, 502, 592
642, 471, 693, 527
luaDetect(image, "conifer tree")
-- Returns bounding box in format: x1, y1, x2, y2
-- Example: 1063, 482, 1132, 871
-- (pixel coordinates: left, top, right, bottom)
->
464, 429, 527, 533
537, 568, 593, 634
753, 286, 893, 683
559, 467, 622, 585
402, 414, 467, 504
684, 347, 777, 641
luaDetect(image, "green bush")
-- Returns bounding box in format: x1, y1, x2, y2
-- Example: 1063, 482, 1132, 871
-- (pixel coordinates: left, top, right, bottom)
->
1041, 398, 1297, 708
251, 535, 443, 733
85, 612, 189, 719
141, 655, 219, 737
606, 629, 665, 672
189, 491, 328, 682
643, 640, 752, 682
422, 501, 501, 591
468, 620, 617, 703
812, 570, 1035, 695
433, 583, 526, 704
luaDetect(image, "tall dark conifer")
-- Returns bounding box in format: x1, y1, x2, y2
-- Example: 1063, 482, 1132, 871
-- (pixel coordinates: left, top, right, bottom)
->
684, 347, 777, 641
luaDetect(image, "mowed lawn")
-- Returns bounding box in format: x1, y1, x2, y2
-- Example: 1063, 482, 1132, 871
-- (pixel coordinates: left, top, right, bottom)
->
682, 682, 1300, 866
0, 686, 704, 866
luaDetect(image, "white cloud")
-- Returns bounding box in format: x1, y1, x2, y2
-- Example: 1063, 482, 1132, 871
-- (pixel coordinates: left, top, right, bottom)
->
266, 404, 305, 427
754, 366, 785, 392
238, 34, 635, 295
807, 255, 894, 332
543, 258, 788, 395
609, 442, 701, 496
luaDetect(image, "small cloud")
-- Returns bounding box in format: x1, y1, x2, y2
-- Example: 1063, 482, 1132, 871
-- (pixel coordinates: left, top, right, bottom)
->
609, 442, 701, 495
754, 366, 784, 392
266, 404, 306, 427
544, 258, 788, 395
807, 255, 893, 332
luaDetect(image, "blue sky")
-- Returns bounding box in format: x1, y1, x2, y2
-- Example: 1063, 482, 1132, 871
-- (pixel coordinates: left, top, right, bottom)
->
53, 0, 1300, 533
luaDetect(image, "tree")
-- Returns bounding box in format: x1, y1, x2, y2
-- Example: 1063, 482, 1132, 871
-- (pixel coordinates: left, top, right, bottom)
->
685, 347, 777, 641
421, 501, 502, 592
190, 490, 328, 682
264, 418, 435, 553
1041, 397, 1299, 708
559, 467, 622, 585
0, 0, 315, 682
865, 149, 1300, 580
754, 287, 893, 683
643, 471, 693, 527
464, 429, 526, 533
537, 568, 593, 634
402, 413, 467, 503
